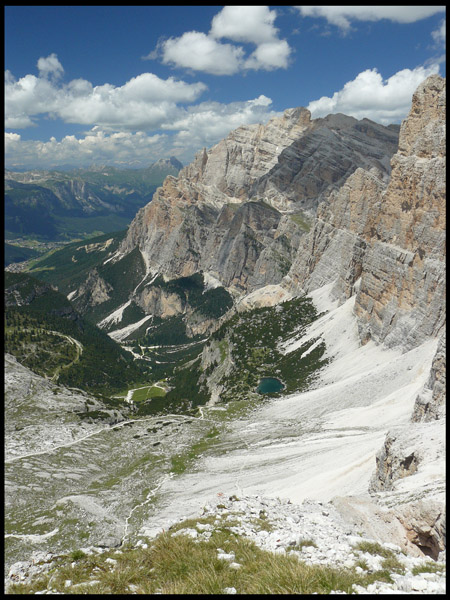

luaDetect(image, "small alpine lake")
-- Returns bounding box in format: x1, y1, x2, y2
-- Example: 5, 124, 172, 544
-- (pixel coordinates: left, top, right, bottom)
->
256, 377, 285, 395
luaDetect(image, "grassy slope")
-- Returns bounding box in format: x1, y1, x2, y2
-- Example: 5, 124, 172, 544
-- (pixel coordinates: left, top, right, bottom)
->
8, 511, 441, 595
25, 231, 127, 295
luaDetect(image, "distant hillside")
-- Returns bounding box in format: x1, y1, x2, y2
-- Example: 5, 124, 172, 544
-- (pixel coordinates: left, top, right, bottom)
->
4, 271, 147, 395
4, 157, 183, 242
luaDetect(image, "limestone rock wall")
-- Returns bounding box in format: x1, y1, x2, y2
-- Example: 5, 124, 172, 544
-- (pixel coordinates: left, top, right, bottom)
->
253, 115, 398, 214
287, 75, 446, 353
354, 75, 445, 349
286, 167, 387, 301
412, 332, 446, 422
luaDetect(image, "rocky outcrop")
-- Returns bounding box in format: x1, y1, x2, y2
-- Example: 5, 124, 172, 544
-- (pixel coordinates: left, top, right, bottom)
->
4, 354, 127, 461
369, 419, 445, 493
199, 337, 235, 404
368, 420, 445, 560
395, 500, 446, 560
74, 268, 113, 309
354, 75, 445, 350
412, 332, 446, 422
135, 286, 185, 318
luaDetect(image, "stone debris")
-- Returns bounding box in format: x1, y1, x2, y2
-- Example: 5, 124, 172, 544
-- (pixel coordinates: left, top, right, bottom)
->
4, 494, 446, 595
217, 551, 236, 562
177, 493, 445, 595
172, 527, 198, 539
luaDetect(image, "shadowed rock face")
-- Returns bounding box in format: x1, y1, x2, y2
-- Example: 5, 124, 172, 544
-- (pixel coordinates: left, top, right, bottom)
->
412, 332, 446, 422
252, 114, 399, 213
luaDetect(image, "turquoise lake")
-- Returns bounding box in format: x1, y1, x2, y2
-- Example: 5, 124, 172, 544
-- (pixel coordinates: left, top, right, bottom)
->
256, 377, 284, 394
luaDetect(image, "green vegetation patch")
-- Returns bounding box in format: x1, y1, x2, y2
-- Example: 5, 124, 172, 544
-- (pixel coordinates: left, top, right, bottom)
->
83, 246, 147, 323
147, 273, 233, 320
139, 315, 198, 347
7, 518, 418, 595
354, 541, 396, 559
130, 385, 166, 403
4, 271, 147, 396
26, 230, 127, 295
136, 355, 209, 416
412, 562, 446, 575
207, 296, 328, 403
289, 211, 312, 232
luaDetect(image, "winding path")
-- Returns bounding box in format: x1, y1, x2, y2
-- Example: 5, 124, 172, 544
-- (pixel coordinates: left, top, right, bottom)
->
6, 411, 214, 465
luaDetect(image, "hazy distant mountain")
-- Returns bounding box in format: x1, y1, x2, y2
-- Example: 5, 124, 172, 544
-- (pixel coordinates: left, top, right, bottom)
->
4, 157, 183, 242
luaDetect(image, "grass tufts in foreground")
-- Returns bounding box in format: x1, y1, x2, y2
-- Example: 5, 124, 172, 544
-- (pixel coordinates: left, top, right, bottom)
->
7, 515, 422, 595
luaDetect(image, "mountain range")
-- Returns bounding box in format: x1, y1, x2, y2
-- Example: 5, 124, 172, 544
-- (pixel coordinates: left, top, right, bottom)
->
5, 75, 445, 587
4, 157, 183, 247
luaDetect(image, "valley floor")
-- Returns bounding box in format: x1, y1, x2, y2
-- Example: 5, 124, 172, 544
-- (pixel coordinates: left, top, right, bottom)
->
5, 282, 445, 592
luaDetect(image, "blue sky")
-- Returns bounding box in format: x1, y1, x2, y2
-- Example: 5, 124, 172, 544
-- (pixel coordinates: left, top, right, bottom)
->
5, 5, 446, 170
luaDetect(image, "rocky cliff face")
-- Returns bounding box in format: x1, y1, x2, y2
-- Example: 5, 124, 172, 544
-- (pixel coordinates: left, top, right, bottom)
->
288, 75, 445, 352
252, 114, 398, 214
354, 75, 445, 350
412, 332, 446, 422
118, 107, 398, 295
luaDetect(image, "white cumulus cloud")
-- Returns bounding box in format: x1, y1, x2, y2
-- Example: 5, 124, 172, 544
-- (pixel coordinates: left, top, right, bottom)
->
149, 5, 291, 74
160, 31, 244, 76
167, 95, 279, 150
307, 64, 441, 124
244, 40, 291, 71
210, 5, 278, 45
295, 6, 446, 32
5, 57, 207, 131
37, 53, 64, 79
4, 53, 279, 169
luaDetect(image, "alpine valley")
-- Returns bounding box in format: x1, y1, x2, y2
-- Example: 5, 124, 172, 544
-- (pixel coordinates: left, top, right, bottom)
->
4, 157, 183, 267
4, 75, 446, 594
